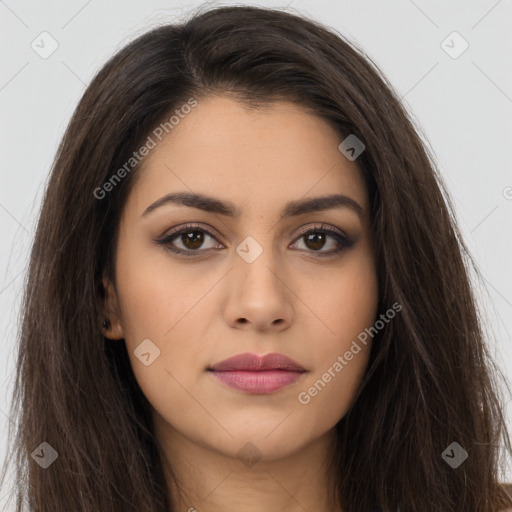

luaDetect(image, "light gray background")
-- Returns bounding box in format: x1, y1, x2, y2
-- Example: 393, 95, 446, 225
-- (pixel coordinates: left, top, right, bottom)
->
1, 0, 511, 506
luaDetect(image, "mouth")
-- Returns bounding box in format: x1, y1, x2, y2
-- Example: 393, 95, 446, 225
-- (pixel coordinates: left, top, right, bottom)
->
207, 352, 306, 394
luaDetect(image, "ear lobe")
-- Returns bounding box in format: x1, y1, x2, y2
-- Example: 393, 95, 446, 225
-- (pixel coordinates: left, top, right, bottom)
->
101, 274, 124, 340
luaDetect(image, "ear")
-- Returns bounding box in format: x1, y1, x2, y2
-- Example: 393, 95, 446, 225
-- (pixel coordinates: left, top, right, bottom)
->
101, 272, 124, 340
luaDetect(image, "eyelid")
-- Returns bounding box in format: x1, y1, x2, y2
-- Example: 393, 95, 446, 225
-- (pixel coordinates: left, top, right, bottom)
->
159, 222, 347, 242
156, 223, 224, 254
156, 222, 353, 256
294, 222, 347, 239
162, 222, 223, 242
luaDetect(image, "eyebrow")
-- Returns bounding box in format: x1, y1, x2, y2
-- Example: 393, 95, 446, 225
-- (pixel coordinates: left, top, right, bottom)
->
141, 191, 363, 220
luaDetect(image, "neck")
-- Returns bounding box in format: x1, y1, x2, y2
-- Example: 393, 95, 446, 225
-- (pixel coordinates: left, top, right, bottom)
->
153, 414, 342, 512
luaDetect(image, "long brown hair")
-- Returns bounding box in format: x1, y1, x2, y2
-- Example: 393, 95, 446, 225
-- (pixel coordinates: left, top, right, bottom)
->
2, 5, 511, 511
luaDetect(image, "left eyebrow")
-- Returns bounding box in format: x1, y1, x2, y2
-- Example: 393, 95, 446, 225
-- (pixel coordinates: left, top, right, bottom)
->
141, 191, 364, 219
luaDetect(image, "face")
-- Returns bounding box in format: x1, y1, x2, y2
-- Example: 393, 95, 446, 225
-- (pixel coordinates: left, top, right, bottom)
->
103, 95, 378, 462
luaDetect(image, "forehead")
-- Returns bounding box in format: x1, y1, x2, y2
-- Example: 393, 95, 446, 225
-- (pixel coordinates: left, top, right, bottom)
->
124, 95, 369, 219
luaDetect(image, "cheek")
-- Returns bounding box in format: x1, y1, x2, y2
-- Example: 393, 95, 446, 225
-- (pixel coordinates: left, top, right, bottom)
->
115, 242, 208, 343
295, 252, 378, 422
308, 248, 379, 348
296, 344, 372, 437
113, 246, 214, 400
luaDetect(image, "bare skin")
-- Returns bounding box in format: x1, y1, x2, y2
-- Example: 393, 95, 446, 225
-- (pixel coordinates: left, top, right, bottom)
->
103, 95, 378, 511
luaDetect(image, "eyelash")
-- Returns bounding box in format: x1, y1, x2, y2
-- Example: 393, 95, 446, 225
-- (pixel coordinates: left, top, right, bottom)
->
155, 223, 354, 258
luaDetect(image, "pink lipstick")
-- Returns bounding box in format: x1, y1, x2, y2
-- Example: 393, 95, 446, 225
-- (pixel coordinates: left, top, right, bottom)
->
207, 352, 306, 394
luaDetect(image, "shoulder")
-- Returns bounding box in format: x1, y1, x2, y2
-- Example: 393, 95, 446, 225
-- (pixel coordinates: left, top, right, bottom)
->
501, 482, 512, 511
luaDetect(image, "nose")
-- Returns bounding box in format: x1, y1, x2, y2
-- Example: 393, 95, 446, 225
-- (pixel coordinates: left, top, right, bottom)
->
223, 242, 294, 332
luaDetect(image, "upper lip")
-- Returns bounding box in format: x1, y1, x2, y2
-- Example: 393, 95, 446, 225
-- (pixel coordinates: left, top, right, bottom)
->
208, 352, 306, 372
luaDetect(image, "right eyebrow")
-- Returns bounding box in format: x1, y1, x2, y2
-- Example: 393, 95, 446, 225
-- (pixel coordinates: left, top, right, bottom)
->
141, 191, 364, 219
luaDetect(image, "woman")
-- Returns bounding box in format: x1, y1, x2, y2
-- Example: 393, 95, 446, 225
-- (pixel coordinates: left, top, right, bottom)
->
2, 5, 511, 511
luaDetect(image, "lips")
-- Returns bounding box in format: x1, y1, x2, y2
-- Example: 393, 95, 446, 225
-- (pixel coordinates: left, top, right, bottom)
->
209, 352, 306, 372
207, 352, 306, 394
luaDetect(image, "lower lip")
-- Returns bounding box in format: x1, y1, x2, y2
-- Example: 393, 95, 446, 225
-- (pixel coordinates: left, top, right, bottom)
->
208, 370, 304, 394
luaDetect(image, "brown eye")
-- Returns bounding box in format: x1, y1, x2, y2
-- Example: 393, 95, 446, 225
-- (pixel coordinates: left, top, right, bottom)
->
157, 224, 223, 255
303, 232, 327, 251
156, 223, 354, 258
291, 225, 355, 257
180, 230, 206, 250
